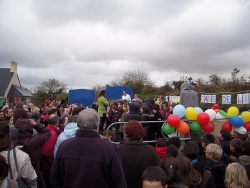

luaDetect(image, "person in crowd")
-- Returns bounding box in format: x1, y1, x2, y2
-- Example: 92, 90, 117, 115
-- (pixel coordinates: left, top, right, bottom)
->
166, 145, 180, 158
190, 132, 204, 156
91, 100, 98, 111
198, 133, 216, 163
224, 163, 249, 188
150, 104, 163, 140
0, 122, 37, 188
169, 103, 176, 114
117, 120, 160, 188
132, 94, 140, 102
161, 156, 201, 188
183, 141, 216, 188
0, 110, 4, 121
40, 114, 61, 188
140, 103, 153, 141
23, 104, 32, 117
50, 108, 127, 188
118, 102, 128, 143
3, 107, 13, 124
161, 101, 170, 121
142, 166, 168, 188
217, 130, 231, 157
14, 109, 51, 188
226, 137, 244, 164
238, 140, 250, 180
97, 90, 109, 134
122, 90, 131, 102
205, 143, 226, 188
155, 95, 164, 106
0, 154, 18, 188
179, 81, 199, 108
125, 102, 143, 122
29, 103, 40, 114
234, 126, 248, 141
155, 138, 167, 161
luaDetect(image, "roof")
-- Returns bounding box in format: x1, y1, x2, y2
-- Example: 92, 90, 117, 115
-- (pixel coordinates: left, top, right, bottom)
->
0, 68, 13, 96
7, 85, 33, 97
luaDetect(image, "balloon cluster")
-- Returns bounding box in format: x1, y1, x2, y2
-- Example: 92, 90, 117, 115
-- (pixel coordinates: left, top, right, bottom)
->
162, 103, 250, 135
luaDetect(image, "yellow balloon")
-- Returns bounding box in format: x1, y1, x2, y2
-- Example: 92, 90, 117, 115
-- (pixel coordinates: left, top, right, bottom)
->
185, 107, 198, 120
173, 99, 179, 104
227, 106, 239, 117
241, 111, 250, 122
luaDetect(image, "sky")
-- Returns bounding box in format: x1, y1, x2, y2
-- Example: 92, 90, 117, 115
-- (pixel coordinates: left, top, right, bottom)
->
1, 0, 250, 90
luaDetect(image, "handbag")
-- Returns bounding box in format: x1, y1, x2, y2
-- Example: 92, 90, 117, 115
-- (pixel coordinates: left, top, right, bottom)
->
7, 148, 31, 188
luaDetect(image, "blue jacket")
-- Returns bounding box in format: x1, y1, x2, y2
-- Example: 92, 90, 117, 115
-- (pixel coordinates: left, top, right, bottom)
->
53, 122, 79, 157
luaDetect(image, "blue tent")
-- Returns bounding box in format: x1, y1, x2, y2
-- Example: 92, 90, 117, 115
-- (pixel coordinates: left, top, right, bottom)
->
106, 86, 133, 100
68, 89, 95, 108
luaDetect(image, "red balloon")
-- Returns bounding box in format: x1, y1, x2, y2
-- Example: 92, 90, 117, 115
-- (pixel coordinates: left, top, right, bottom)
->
214, 104, 220, 109
167, 114, 180, 128
243, 122, 250, 132
197, 112, 210, 126
221, 121, 232, 133
201, 122, 214, 133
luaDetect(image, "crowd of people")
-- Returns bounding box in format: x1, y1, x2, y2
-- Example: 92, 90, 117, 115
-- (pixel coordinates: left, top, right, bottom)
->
0, 87, 250, 188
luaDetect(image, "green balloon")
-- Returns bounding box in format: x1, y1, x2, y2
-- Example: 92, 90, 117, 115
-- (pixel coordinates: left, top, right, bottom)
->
219, 110, 230, 118
190, 121, 201, 132
162, 123, 176, 135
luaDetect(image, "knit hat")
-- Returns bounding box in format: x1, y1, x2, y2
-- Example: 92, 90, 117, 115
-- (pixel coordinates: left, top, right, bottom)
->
234, 126, 247, 134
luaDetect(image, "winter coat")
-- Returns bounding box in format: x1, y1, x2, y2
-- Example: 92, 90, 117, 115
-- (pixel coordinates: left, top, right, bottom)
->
0, 147, 37, 188
50, 129, 127, 188
179, 82, 199, 108
53, 122, 79, 157
97, 96, 109, 117
238, 155, 250, 181
117, 140, 160, 188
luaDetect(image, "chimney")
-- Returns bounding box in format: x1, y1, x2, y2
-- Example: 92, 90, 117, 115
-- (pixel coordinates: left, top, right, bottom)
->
10, 61, 17, 73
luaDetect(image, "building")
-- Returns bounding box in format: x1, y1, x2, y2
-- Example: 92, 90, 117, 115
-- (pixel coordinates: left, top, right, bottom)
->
0, 62, 32, 107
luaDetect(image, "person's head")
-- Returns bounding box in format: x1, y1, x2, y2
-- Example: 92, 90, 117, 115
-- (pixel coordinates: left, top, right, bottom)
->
142, 166, 167, 188
183, 141, 199, 160
161, 101, 169, 112
169, 103, 176, 112
0, 122, 11, 152
15, 102, 23, 109
156, 138, 166, 148
128, 102, 140, 113
205, 143, 223, 161
122, 102, 128, 112
0, 110, 4, 120
29, 103, 34, 108
190, 132, 202, 149
225, 163, 249, 188
3, 108, 13, 118
234, 127, 248, 141
72, 107, 83, 116
243, 140, 250, 156
13, 108, 29, 123
166, 144, 179, 158
123, 91, 127, 96
77, 108, 100, 130
31, 113, 41, 124
125, 120, 146, 140
48, 114, 59, 127
152, 104, 160, 114
202, 133, 215, 149
230, 138, 243, 152
168, 137, 181, 149
217, 130, 231, 141
134, 94, 138, 99
141, 103, 151, 114
0, 154, 9, 181
48, 108, 57, 115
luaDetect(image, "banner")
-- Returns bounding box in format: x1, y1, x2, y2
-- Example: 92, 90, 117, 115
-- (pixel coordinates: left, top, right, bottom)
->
201, 95, 216, 103
222, 95, 231, 104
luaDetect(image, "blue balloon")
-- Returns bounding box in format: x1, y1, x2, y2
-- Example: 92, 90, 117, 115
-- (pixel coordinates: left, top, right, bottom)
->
173, 104, 185, 118
195, 107, 203, 114
229, 116, 244, 128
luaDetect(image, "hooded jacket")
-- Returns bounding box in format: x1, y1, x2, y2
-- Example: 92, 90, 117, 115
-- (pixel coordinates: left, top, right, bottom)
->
239, 155, 250, 180
54, 122, 79, 157
179, 82, 199, 108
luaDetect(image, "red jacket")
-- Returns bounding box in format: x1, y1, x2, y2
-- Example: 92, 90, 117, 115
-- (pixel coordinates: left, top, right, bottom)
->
155, 146, 167, 160
40, 124, 61, 171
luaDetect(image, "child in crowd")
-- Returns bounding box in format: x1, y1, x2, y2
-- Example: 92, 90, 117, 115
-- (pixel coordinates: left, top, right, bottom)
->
161, 101, 170, 121
239, 140, 250, 180
166, 145, 179, 158
198, 133, 216, 163
155, 138, 167, 160
227, 137, 244, 164
150, 104, 163, 140
224, 163, 249, 188
205, 143, 226, 188
217, 130, 231, 157
142, 166, 167, 188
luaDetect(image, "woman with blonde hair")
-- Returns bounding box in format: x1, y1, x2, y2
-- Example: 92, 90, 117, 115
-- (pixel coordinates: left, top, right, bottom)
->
225, 163, 249, 188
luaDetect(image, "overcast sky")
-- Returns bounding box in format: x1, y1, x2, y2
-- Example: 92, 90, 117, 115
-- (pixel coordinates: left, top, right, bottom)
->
1, 0, 250, 90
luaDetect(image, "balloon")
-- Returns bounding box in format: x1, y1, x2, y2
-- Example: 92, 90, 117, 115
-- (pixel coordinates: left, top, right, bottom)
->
162, 123, 176, 135
241, 111, 250, 122
215, 109, 219, 113
195, 107, 203, 114
173, 99, 179, 104
201, 122, 214, 133
177, 121, 190, 134
197, 112, 210, 126
221, 121, 233, 132
190, 121, 201, 132
185, 107, 198, 120
229, 116, 244, 128
215, 112, 225, 120
173, 104, 185, 118
205, 109, 216, 121
219, 110, 230, 118
227, 106, 239, 117
167, 114, 180, 128
243, 122, 250, 132
213, 104, 220, 109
